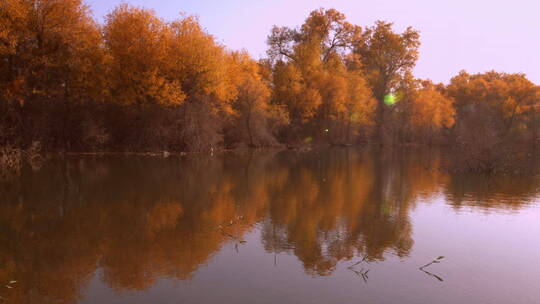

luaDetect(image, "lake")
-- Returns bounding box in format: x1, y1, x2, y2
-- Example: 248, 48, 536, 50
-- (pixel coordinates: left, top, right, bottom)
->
0, 148, 539, 304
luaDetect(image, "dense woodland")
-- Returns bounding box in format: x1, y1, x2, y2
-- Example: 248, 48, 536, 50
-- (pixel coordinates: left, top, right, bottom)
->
1, 0, 539, 172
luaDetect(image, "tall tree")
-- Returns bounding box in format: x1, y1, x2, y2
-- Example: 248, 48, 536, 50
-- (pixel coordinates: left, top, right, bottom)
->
409, 81, 455, 144
168, 15, 237, 151
104, 4, 185, 107
266, 8, 372, 143
354, 21, 420, 142
0, 0, 106, 149
446, 71, 539, 172
226, 52, 287, 147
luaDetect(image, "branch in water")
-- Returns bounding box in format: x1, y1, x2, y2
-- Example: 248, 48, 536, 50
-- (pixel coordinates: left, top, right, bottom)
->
419, 256, 445, 281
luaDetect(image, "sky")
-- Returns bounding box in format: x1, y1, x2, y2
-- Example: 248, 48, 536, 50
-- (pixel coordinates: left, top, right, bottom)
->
86, 0, 540, 84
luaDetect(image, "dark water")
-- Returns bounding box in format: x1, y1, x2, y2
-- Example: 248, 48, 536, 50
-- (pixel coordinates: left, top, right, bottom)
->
1, 148, 539, 304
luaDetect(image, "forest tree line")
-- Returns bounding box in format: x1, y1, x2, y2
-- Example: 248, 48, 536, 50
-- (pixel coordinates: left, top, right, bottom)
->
1, 1, 539, 171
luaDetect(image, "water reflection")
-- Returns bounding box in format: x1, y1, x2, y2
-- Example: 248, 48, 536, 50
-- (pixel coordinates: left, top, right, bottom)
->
445, 173, 540, 211
0, 148, 538, 303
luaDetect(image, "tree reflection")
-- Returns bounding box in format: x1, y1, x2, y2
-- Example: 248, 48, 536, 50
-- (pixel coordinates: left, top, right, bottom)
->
261, 148, 447, 275
0, 149, 538, 302
444, 173, 540, 211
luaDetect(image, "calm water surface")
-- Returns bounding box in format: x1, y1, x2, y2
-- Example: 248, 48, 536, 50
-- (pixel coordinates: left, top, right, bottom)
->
1, 148, 539, 304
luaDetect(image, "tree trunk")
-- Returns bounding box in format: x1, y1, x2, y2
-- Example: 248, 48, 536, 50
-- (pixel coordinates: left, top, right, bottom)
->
246, 102, 254, 147
375, 96, 385, 145
346, 113, 352, 144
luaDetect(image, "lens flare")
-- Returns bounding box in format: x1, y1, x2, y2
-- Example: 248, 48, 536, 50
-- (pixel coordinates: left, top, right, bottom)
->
384, 93, 398, 106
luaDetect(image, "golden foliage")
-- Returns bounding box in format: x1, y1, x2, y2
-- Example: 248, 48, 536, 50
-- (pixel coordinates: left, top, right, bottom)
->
104, 4, 185, 106
410, 83, 455, 130
0, 3, 537, 164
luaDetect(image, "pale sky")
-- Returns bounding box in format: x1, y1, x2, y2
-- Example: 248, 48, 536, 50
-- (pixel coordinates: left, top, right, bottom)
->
87, 0, 540, 84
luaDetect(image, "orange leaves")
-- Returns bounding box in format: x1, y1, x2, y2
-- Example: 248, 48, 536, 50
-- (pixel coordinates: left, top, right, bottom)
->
0, 0, 108, 111
103, 4, 237, 109
345, 72, 376, 125
1, 3, 536, 151
169, 15, 239, 111
267, 8, 375, 141
0, 0, 27, 56
446, 71, 538, 172
104, 4, 185, 107
447, 71, 538, 127
102, 4, 241, 109
356, 21, 420, 101
232, 52, 271, 107
411, 88, 455, 130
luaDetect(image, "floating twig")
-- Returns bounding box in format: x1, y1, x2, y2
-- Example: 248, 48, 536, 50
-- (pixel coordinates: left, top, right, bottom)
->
347, 255, 368, 269
216, 216, 248, 251
420, 268, 444, 282
419, 256, 445, 281
419, 256, 444, 270
347, 255, 370, 283
349, 268, 370, 283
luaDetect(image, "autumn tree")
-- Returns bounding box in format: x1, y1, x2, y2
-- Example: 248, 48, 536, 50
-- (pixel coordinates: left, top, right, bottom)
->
104, 4, 184, 107
446, 71, 539, 172
320, 53, 375, 144
0, 1, 537, 168
0, 0, 26, 146
405, 80, 455, 144
267, 8, 373, 144
0, 0, 105, 149
354, 21, 420, 143
102, 4, 191, 149
370, 72, 455, 146
270, 61, 318, 133
168, 15, 237, 151
224, 52, 288, 148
